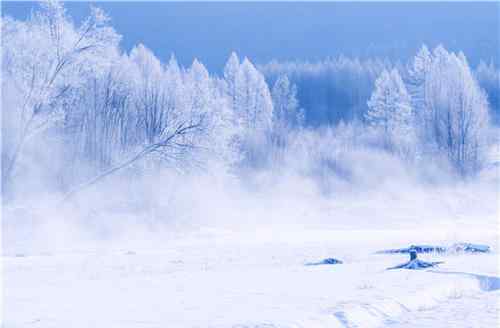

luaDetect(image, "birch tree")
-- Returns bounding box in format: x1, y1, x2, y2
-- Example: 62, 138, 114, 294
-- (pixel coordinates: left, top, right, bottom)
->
424, 47, 490, 175
1, 0, 120, 191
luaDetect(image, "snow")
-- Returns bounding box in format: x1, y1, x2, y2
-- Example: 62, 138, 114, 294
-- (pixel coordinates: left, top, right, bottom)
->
2, 3, 499, 327
390, 289, 500, 327
3, 227, 499, 327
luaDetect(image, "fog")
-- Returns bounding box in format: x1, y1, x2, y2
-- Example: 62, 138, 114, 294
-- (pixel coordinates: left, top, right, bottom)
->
2, 0, 498, 266
3, 126, 498, 256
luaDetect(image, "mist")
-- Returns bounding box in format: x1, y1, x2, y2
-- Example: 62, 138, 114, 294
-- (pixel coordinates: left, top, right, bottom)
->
2, 2, 499, 327
3, 121, 498, 256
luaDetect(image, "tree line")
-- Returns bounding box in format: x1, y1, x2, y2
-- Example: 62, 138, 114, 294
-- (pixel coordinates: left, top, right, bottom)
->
1, 1, 496, 203
261, 46, 496, 177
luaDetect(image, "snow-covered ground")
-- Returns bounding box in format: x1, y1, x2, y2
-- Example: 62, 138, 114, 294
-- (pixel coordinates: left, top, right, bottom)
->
3, 160, 499, 327
2, 226, 499, 327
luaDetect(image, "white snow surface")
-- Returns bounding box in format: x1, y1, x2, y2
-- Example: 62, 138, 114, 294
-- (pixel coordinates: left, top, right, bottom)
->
2, 226, 499, 328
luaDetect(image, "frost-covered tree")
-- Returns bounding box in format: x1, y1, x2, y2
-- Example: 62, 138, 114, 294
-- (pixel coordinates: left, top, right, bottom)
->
270, 75, 304, 157
224, 52, 240, 83
366, 69, 416, 156
223, 52, 240, 110
1, 0, 120, 192
407, 45, 432, 117
222, 55, 273, 165
2, 1, 242, 201
130, 44, 169, 146
68, 55, 136, 174
63, 56, 237, 201
234, 58, 274, 133
271, 75, 303, 129
408, 45, 433, 86
185, 60, 239, 169
182, 59, 238, 168
423, 46, 490, 175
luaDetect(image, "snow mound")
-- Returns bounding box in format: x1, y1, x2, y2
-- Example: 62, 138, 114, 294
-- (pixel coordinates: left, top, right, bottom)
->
327, 271, 499, 327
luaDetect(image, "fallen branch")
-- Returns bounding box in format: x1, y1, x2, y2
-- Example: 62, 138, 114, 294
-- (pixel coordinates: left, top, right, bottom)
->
60, 122, 202, 203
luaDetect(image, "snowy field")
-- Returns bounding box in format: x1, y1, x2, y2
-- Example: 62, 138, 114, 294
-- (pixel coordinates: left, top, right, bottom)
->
3, 224, 499, 327
2, 172, 499, 327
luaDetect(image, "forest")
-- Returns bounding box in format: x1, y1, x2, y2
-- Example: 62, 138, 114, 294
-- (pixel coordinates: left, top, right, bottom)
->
2, 1, 498, 211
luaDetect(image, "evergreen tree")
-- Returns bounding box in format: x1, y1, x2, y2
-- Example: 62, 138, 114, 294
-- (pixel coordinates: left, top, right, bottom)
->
366, 68, 415, 156
234, 58, 274, 133
271, 74, 303, 129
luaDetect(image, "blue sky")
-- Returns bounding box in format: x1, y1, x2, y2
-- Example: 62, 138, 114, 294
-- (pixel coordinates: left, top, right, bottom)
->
3, 1, 499, 72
